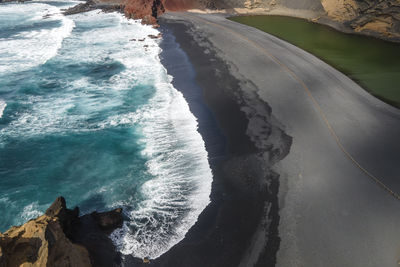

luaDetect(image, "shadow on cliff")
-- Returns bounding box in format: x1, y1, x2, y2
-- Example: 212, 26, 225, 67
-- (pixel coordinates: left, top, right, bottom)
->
0, 237, 42, 267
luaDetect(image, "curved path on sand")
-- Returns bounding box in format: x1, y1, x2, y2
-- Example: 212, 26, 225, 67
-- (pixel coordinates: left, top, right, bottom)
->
162, 12, 400, 267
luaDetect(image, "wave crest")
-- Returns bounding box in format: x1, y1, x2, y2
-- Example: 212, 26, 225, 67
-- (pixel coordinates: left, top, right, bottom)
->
0, 100, 6, 119
0, 3, 75, 74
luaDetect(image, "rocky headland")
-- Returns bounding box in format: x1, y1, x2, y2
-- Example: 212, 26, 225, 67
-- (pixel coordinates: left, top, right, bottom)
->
0, 197, 123, 267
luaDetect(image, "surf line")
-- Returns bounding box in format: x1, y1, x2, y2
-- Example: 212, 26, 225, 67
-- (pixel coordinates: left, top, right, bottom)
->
182, 13, 400, 201
0, 100, 6, 118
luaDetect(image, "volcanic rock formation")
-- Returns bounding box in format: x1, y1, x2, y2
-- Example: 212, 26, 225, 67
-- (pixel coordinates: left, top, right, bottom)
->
0, 197, 123, 267
206, 0, 400, 39
62, 0, 400, 40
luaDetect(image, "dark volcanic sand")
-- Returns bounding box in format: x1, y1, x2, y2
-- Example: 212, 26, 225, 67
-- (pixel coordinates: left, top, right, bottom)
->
119, 16, 292, 266
167, 12, 400, 267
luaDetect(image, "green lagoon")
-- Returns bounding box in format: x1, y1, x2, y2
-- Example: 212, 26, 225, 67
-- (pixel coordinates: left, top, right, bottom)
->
229, 15, 400, 108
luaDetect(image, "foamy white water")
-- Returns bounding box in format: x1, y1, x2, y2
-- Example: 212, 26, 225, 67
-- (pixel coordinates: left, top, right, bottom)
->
87, 12, 213, 259
0, 100, 6, 118
0, 5, 212, 260
0, 3, 75, 73
20, 202, 44, 222
111, 70, 212, 259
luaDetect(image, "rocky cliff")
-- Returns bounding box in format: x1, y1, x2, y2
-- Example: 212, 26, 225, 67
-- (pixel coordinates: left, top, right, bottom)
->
4, 0, 399, 39
200, 0, 400, 40
0, 197, 123, 267
62, 0, 400, 40
124, 0, 165, 24
160, 0, 400, 40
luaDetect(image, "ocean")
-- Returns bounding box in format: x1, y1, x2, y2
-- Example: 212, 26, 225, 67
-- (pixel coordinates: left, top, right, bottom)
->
0, 0, 212, 259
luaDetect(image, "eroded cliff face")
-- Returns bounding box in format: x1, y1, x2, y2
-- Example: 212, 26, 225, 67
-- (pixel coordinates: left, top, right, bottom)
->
203, 0, 400, 39
65, 0, 398, 39
0, 215, 91, 267
0, 197, 123, 267
124, 0, 165, 24
123, 0, 214, 20
349, 0, 400, 38
317, 0, 400, 38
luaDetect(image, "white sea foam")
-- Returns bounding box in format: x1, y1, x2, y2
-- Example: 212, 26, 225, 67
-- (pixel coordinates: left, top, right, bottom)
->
0, 3, 75, 73
76, 13, 213, 258
0, 100, 6, 118
0, 10, 156, 138
82, 12, 212, 259
20, 202, 43, 222
4, 96, 82, 136
0, 9, 212, 259
110, 74, 213, 259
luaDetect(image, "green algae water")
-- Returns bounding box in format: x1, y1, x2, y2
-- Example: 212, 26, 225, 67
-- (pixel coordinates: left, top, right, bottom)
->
229, 15, 400, 108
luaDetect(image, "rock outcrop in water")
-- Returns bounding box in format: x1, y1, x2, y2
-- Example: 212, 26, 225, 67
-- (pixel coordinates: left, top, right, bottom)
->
0, 197, 123, 267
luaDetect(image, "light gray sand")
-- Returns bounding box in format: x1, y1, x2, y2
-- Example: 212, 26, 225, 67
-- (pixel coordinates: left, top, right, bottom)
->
162, 12, 400, 267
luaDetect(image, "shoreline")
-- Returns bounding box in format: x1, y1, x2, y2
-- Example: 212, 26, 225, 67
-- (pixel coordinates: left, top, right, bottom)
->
2, 3, 399, 266
186, 8, 400, 44
119, 13, 292, 266
167, 12, 400, 267
158, 14, 292, 266
228, 14, 400, 109
28, 0, 400, 43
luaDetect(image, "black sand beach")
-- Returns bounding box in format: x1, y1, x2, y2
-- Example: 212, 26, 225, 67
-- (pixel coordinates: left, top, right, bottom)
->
122, 11, 400, 267
158, 12, 400, 267
120, 13, 292, 267
2, 2, 400, 266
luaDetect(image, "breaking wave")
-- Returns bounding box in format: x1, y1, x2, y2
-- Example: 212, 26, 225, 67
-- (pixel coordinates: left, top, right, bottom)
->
0, 7, 212, 260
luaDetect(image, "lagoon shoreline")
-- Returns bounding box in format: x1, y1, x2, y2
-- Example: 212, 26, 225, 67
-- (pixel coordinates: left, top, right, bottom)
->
165, 12, 400, 267
2, 3, 400, 266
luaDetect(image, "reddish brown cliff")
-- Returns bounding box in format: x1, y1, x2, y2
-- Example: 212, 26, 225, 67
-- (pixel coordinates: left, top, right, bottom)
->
124, 0, 165, 24
124, 0, 211, 23
164, 0, 198, 11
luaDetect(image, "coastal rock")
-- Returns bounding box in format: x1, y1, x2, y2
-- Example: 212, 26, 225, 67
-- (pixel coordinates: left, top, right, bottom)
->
9, 0, 400, 37
63, 0, 125, 16
0, 197, 123, 267
124, 0, 165, 24
205, 0, 400, 40
63, 0, 98, 15
348, 0, 400, 38
90, 208, 123, 233
148, 33, 162, 38
45, 196, 80, 239
63, 0, 206, 25
0, 200, 90, 267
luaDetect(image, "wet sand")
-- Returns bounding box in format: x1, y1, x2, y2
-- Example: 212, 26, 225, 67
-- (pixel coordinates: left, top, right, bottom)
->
119, 11, 291, 267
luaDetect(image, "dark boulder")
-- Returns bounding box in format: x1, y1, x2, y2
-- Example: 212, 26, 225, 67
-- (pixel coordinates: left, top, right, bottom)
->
91, 208, 123, 233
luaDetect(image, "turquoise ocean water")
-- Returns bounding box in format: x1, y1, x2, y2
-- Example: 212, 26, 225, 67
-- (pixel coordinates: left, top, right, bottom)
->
0, 1, 212, 259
